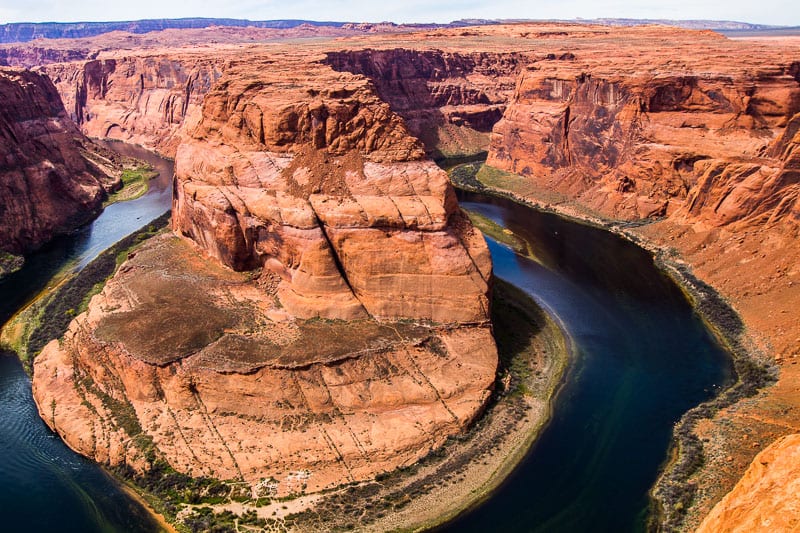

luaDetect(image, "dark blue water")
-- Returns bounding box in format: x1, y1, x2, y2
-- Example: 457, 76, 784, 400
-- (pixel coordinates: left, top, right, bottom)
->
439, 192, 734, 533
0, 142, 172, 533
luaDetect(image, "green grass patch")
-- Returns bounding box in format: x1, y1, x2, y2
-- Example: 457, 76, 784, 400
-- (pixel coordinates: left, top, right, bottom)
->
465, 211, 529, 256
105, 165, 158, 205
0, 250, 24, 279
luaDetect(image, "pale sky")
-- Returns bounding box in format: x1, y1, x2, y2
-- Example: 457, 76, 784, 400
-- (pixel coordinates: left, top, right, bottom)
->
0, 0, 797, 26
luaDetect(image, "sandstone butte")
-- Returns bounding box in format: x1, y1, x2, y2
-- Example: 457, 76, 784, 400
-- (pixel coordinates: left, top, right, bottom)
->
0, 66, 122, 274
1, 21, 797, 530
30, 44, 497, 497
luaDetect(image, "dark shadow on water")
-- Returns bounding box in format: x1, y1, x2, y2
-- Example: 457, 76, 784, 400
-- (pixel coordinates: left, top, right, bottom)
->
435, 191, 735, 533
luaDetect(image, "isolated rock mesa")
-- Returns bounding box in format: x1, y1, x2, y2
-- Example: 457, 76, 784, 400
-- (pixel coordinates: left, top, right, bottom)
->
32, 55, 497, 495
0, 66, 120, 267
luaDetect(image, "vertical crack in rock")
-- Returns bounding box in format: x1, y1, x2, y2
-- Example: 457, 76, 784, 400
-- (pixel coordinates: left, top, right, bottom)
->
309, 204, 365, 312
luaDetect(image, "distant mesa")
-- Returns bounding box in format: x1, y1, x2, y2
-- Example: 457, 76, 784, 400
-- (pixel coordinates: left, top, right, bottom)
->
0, 17, 794, 45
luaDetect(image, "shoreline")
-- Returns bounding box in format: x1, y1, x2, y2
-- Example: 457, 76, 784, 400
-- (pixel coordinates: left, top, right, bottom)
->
13, 205, 571, 533
117, 481, 180, 533
448, 162, 776, 531
10, 156, 763, 532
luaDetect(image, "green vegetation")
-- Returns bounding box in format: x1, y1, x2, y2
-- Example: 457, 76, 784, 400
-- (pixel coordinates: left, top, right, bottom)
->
649, 261, 778, 531
0, 250, 24, 279
465, 210, 529, 256
0, 212, 170, 372
173, 278, 570, 532
105, 165, 158, 205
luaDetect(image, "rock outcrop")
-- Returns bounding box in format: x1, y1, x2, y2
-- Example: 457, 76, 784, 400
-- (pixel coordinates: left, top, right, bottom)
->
487, 53, 800, 223
0, 66, 120, 261
325, 49, 519, 158
16, 22, 800, 528
32, 53, 497, 495
696, 434, 800, 532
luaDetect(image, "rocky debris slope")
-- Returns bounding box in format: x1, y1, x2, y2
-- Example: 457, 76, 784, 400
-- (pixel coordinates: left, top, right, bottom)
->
32, 53, 497, 495
0, 66, 120, 263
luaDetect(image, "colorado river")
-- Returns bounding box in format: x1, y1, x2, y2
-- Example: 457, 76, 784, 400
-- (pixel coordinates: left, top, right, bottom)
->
0, 150, 734, 532
0, 142, 172, 533
439, 191, 734, 532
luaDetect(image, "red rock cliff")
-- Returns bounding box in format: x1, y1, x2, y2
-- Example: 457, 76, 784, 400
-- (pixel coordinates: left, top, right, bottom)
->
0, 66, 119, 260
42, 53, 223, 156
325, 49, 519, 158
488, 64, 800, 222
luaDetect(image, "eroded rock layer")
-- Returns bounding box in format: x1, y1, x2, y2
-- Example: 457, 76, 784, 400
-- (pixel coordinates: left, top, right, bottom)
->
325, 49, 520, 158
696, 433, 800, 532
43, 54, 223, 155
33, 52, 496, 494
487, 59, 800, 223
0, 66, 119, 259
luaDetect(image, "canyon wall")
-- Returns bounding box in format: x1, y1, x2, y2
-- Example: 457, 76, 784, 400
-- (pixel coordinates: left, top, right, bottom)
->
325, 49, 520, 158
487, 66, 800, 223
42, 54, 224, 156
0, 66, 120, 265
14, 24, 800, 528
32, 52, 497, 495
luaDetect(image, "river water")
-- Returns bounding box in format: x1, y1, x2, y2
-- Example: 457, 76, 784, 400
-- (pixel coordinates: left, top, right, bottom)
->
0, 150, 733, 532
439, 191, 734, 532
0, 142, 172, 533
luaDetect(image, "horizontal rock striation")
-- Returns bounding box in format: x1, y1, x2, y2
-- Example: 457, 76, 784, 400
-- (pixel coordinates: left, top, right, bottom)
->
0, 66, 120, 258
21, 23, 800, 527
325, 49, 520, 158
43, 54, 224, 156
33, 53, 497, 495
488, 63, 800, 223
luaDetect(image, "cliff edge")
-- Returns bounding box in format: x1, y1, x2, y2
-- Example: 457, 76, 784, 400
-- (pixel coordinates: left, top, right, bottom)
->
0, 67, 120, 272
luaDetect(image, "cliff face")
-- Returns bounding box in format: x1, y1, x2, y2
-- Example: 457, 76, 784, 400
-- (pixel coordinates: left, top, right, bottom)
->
32, 53, 497, 495
325, 49, 519, 158
0, 46, 89, 67
42, 55, 223, 156
696, 433, 800, 532
0, 67, 119, 260
488, 68, 800, 222
17, 23, 800, 527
